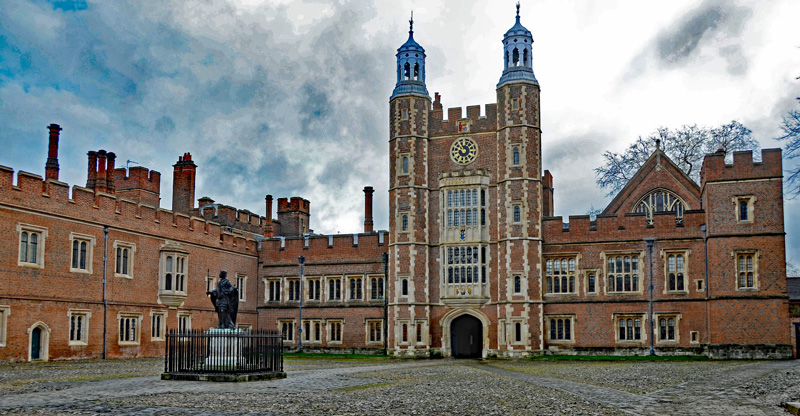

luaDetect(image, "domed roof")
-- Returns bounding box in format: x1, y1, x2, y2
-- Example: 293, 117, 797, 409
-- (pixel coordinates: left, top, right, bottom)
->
398, 32, 424, 53
397, 14, 425, 54
504, 4, 531, 38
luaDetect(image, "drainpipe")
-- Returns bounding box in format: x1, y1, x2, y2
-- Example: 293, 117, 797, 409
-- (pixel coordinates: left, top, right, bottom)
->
103, 226, 109, 360
702, 225, 710, 346
644, 237, 656, 356
382, 252, 388, 356
298, 256, 305, 352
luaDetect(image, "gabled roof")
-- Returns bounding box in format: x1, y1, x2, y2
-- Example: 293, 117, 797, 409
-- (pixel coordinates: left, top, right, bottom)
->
602, 148, 702, 215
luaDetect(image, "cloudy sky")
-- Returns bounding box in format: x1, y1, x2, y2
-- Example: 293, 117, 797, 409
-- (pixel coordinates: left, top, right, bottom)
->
1, 0, 798, 263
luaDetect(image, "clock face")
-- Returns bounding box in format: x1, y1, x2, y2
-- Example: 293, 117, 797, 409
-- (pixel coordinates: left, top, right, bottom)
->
450, 137, 478, 165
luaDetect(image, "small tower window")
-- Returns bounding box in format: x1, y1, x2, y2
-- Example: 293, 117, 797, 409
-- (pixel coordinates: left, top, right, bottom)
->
402, 156, 408, 174
402, 215, 408, 231
403, 62, 411, 80
513, 147, 520, 165
739, 200, 748, 221
523, 48, 528, 66
413, 62, 419, 80
514, 206, 521, 223
512, 48, 519, 66
505, 50, 509, 67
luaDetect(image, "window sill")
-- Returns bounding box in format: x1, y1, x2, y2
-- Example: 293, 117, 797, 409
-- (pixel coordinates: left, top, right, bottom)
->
736, 287, 759, 291
115, 274, 133, 279
544, 292, 578, 296
69, 268, 93, 274
664, 290, 689, 295
606, 291, 644, 295
68, 341, 88, 346
18, 262, 44, 269
118, 342, 140, 346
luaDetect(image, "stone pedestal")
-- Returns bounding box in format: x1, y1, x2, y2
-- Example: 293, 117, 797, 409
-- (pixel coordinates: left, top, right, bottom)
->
204, 328, 242, 368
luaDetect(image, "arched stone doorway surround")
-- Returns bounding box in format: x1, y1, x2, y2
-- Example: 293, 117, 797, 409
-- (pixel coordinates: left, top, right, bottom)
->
440, 308, 490, 358
27, 321, 50, 362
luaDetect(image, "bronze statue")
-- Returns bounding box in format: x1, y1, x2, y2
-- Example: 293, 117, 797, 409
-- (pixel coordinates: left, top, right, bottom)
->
207, 270, 239, 329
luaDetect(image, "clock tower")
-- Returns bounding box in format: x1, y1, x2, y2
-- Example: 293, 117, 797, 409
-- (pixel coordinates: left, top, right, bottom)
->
388, 6, 543, 358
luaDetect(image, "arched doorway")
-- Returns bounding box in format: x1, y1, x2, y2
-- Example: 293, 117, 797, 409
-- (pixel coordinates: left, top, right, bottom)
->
31, 327, 42, 360
28, 322, 50, 362
450, 315, 482, 358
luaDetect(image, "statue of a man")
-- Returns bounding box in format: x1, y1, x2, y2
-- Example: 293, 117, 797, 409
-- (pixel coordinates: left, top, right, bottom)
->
206, 270, 239, 329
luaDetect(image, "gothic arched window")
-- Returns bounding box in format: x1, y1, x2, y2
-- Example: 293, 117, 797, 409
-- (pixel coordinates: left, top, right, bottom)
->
633, 189, 686, 225
403, 62, 411, 80
523, 48, 528, 66
413, 62, 419, 80
512, 48, 520, 66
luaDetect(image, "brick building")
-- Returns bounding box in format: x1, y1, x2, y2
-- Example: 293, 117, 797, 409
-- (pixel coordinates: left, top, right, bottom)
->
0, 8, 792, 362
381, 9, 791, 359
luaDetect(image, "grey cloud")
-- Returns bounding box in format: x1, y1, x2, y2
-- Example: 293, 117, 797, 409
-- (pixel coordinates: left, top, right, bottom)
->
624, 0, 752, 80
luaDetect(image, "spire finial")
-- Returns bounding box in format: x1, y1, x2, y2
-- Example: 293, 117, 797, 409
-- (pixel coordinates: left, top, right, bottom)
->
656, 138, 661, 149
409, 11, 414, 34
516, 2, 520, 19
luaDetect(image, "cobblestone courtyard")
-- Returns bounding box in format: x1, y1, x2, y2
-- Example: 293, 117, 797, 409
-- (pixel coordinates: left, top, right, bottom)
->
1, 357, 799, 415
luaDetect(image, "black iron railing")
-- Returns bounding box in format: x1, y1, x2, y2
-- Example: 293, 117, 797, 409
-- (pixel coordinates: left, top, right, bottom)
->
164, 329, 283, 375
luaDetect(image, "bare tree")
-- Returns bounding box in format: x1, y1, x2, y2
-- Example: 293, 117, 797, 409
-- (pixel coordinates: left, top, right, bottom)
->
594, 121, 759, 196
776, 75, 800, 198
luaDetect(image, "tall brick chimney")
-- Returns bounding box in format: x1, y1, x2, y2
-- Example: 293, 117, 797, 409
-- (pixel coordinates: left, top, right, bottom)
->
95, 150, 108, 193
87, 151, 98, 189
543, 170, 554, 217
264, 195, 274, 237
45, 124, 61, 181
363, 186, 374, 232
106, 152, 116, 193
172, 152, 197, 214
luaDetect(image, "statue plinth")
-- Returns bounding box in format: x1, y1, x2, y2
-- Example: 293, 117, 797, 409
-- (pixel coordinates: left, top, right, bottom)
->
203, 328, 243, 368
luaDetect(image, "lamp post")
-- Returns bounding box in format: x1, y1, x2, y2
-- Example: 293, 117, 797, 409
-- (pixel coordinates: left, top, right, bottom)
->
298, 255, 305, 352
382, 252, 389, 356
644, 238, 656, 356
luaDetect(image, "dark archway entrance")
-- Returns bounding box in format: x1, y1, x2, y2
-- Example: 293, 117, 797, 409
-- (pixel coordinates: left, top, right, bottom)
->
31, 327, 42, 360
451, 315, 482, 358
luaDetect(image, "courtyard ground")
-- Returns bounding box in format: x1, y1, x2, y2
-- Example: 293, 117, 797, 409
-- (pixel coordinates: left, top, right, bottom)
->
0, 356, 798, 415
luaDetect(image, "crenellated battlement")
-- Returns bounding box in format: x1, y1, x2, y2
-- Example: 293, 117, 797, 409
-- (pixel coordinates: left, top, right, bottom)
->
0, 167, 257, 254
192, 204, 270, 236
277, 197, 310, 214
701, 148, 782, 185
543, 210, 706, 244
113, 166, 161, 192
259, 231, 387, 263
429, 92, 498, 136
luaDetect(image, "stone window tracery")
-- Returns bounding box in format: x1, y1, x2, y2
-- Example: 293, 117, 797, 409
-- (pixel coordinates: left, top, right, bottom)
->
633, 189, 686, 225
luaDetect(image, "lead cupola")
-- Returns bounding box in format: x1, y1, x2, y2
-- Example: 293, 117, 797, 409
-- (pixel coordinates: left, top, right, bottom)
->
391, 13, 429, 99
498, 3, 538, 87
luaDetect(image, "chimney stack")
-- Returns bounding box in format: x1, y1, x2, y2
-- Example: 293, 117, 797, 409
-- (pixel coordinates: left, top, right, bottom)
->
172, 152, 197, 214
45, 124, 61, 181
264, 195, 274, 237
363, 186, 374, 232
106, 152, 116, 193
95, 150, 108, 193
87, 151, 98, 189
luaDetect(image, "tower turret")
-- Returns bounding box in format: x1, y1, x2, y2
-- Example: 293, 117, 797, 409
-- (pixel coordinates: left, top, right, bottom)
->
497, 3, 538, 87
391, 13, 429, 99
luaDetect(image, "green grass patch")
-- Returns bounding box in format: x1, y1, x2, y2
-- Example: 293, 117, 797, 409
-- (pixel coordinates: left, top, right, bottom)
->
527, 354, 709, 362
336, 382, 394, 392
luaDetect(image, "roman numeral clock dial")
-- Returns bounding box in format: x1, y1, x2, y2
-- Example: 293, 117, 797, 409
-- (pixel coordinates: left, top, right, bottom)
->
450, 137, 478, 165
